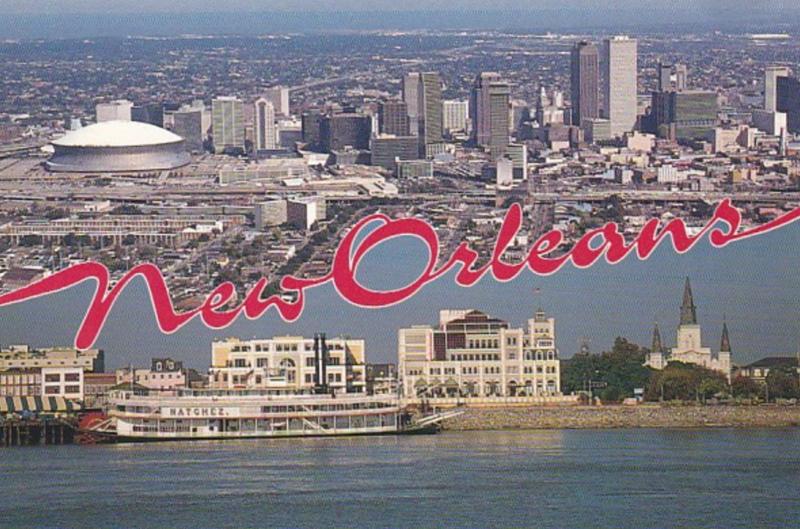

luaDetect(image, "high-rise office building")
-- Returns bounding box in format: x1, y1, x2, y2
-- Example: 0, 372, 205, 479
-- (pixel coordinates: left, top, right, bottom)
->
652, 90, 718, 140
211, 96, 245, 154
263, 86, 290, 117
777, 75, 800, 133
132, 103, 164, 128
419, 72, 443, 156
570, 41, 600, 127
442, 100, 469, 133
254, 98, 277, 151
378, 100, 409, 136
319, 113, 372, 152
674, 64, 688, 90
765, 66, 791, 113
402, 72, 421, 124
470, 72, 510, 158
172, 108, 204, 153
301, 109, 323, 150
603, 36, 638, 136
96, 100, 133, 122
658, 62, 673, 92
370, 135, 420, 170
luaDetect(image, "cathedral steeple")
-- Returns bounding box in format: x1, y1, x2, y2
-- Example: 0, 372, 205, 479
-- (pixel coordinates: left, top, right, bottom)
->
720, 319, 731, 353
651, 322, 663, 353
680, 277, 698, 325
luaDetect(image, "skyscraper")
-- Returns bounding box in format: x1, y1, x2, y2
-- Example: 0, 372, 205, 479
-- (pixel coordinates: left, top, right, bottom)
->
765, 66, 790, 112
674, 64, 688, 91
262, 87, 290, 117
658, 62, 673, 92
402, 72, 421, 127
172, 108, 204, 153
442, 100, 469, 133
419, 72, 443, 157
603, 36, 638, 136
378, 100, 409, 136
211, 96, 245, 154
470, 72, 510, 158
254, 98, 277, 151
570, 41, 600, 127
777, 75, 800, 133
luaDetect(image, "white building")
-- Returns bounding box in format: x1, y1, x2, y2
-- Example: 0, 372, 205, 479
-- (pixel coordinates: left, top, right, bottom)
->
764, 66, 790, 112
96, 100, 133, 123
212, 96, 245, 153
209, 335, 367, 394
42, 367, 84, 399
603, 36, 638, 137
644, 278, 732, 379
398, 309, 564, 402
254, 198, 288, 230
264, 86, 290, 117
287, 196, 326, 231
253, 98, 277, 151
442, 99, 469, 133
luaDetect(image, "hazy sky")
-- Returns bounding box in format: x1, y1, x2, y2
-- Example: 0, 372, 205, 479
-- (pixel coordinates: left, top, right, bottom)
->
5, 0, 798, 14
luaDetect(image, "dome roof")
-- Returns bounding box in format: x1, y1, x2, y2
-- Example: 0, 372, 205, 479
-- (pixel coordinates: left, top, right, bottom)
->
52, 121, 184, 148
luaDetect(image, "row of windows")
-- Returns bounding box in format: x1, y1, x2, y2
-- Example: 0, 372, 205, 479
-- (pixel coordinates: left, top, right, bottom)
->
44, 385, 81, 394
229, 343, 351, 353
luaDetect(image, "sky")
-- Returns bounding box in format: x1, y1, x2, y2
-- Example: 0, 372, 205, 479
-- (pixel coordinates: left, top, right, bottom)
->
4, 0, 798, 14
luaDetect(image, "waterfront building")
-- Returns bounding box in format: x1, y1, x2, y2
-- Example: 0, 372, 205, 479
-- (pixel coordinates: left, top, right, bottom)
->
442, 100, 469, 134
115, 358, 189, 391
398, 308, 562, 402
211, 96, 245, 154
365, 363, 398, 395
735, 356, 800, 383
644, 278, 732, 379
570, 41, 600, 127
470, 72, 510, 159
0, 344, 104, 373
208, 335, 367, 394
96, 99, 133, 122
254, 97, 278, 151
83, 372, 117, 409
603, 36, 638, 136
764, 66, 790, 112
378, 100, 410, 136
254, 197, 288, 230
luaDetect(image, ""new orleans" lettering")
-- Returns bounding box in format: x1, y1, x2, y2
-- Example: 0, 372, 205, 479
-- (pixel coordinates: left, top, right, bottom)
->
0, 199, 796, 350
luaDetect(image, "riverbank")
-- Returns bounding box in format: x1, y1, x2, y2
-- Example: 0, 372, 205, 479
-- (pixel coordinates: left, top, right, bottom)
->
441, 404, 800, 430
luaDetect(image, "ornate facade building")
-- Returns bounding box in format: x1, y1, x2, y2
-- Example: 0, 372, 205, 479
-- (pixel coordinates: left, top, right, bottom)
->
398, 308, 563, 401
644, 278, 732, 379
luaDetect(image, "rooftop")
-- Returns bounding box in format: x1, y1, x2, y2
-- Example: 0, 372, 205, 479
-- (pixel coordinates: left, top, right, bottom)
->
52, 121, 183, 148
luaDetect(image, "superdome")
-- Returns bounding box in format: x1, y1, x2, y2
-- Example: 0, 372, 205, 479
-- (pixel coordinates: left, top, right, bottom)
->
47, 121, 191, 173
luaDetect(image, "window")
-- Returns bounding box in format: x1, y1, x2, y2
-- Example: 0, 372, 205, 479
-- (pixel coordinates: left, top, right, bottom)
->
45, 374, 60, 383
65, 385, 81, 394
306, 357, 316, 367
234, 359, 247, 368
256, 358, 268, 368
45, 386, 59, 394
64, 373, 80, 382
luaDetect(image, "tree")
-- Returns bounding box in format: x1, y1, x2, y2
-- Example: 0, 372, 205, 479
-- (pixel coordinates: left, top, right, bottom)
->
731, 375, 761, 399
645, 361, 729, 402
765, 367, 800, 400
561, 337, 652, 400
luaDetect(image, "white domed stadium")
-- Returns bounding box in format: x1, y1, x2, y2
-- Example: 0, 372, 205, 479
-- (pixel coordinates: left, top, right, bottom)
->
46, 121, 191, 173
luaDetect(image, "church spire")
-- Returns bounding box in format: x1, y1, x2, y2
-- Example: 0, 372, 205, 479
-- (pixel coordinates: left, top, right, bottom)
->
720, 319, 731, 353
651, 322, 663, 353
680, 277, 697, 325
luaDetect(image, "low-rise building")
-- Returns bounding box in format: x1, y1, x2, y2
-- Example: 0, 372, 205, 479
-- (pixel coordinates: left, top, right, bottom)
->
209, 335, 366, 394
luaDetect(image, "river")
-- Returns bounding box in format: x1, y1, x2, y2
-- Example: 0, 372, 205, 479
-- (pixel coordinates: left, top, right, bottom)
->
1, 429, 799, 528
